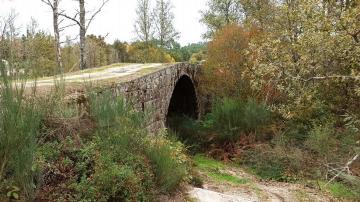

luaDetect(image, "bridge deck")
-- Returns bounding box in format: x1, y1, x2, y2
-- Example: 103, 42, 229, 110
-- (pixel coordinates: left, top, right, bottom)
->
28, 63, 172, 87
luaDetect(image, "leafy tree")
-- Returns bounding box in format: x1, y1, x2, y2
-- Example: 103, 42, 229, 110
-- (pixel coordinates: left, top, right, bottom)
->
86, 35, 111, 68
181, 42, 207, 61
112, 40, 129, 63
200, 23, 259, 98
153, 0, 179, 48
134, 0, 154, 44
128, 42, 174, 63
22, 31, 57, 76
200, 0, 243, 38
240, 0, 277, 30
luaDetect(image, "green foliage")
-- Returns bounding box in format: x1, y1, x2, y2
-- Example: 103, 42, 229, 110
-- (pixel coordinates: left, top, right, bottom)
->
305, 123, 336, 157
193, 155, 249, 185
200, 0, 243, 38
182, 42, 207, 61
320, 181, 360, 200
23, 31, 57, 76
189, 50, 207, 64
208, 172, 248, 185
205, 98, 270, 142
86, 35, 114, 69
128, 42, 175, 63
145, 132, 190, 192
0, 62, 43, 197
64, 90, 190, 201
112, 40, 129, 63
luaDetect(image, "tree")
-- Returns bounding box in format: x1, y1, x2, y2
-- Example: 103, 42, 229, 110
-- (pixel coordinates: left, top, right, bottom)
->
0, 10, 20, 66
113, 40, 129, 62
41, 0, 63, 73
128, 42, 174, 63
86, 35, 111, 68
199, 24, 258, 98
200, 0, 243, 38
60, 0, 109, 70
153, 0, 179, 48
240, 0, 276, 30
134, 0, 154, 44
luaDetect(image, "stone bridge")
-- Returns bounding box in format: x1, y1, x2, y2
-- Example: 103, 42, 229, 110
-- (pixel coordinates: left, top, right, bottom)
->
115, 63, 201, 131
34, 63, 201, 132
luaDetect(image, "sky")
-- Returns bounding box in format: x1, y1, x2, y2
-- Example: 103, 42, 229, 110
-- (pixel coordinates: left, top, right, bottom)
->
0, 0, 208, 45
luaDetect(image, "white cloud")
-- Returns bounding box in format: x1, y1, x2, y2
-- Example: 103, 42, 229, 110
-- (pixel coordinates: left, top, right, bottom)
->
0, 0, 207, 45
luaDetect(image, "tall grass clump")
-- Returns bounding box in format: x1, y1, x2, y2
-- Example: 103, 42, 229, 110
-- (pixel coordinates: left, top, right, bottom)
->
205, 98, 271, 142
145, 132, 190, 193
0, 61, 43, 198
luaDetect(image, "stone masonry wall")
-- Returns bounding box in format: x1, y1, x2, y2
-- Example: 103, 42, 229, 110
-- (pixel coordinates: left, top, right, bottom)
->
114, 63, 200, 132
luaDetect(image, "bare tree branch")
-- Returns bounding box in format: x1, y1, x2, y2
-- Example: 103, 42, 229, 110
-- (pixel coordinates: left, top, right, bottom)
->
325, 154, 359, 187
41, 0, 54, 9
305, 75, 360, 82
85, 0, 109, 32
59, 34, 79, 44
59, 12, 81, 27
59, 23, 78, 31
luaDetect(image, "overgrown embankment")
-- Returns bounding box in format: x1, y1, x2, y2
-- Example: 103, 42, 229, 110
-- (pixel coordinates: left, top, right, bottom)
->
0, 62, 191, 201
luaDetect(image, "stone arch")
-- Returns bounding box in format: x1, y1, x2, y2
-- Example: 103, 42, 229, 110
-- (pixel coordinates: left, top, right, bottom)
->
165, 74, 198, 126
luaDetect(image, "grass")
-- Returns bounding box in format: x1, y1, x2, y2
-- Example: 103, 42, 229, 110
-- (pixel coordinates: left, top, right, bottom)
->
75, 63, 130, 74
319, 181, 359, 200
208, 172, 249, 185
193, 155, 248, 185
0, 62, 44, 197
39, 63, 131, 80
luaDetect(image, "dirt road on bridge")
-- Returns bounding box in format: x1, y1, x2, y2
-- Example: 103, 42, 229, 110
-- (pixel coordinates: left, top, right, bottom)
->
26, 63, 167, 87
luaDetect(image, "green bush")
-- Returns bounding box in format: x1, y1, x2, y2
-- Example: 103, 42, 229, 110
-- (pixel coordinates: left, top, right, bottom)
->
205, 98, 270, 142
145, 132, 190, 193
30, 89, 191, 201
305, 123, 336, 157
0, 62, 43, 197
69, 90, 190, 201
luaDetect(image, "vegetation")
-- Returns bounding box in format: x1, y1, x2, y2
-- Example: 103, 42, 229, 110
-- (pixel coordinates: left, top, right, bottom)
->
182, 0, 360, 200
2, 0, 360, 201
193, 155, 248, 185
0, 62, 43, 199
0, 61, 190, 200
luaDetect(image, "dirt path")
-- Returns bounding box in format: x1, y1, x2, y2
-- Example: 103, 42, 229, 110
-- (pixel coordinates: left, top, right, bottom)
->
25, 63, 165, 87
187, 156, 334, 202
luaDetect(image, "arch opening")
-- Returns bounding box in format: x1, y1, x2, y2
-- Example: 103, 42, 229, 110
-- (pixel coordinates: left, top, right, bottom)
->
166, 75, 198, 127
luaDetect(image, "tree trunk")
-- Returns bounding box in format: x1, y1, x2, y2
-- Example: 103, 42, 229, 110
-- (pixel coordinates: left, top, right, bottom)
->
53, 0, 63, 73
79, 0, 87, 70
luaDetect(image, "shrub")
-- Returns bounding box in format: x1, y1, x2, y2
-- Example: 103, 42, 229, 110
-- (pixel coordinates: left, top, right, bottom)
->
71, 90, 190, 200
145, 132, 191, 193
0, 62, 43, 197
205, 98, 270, 142
305, 123, 337, 158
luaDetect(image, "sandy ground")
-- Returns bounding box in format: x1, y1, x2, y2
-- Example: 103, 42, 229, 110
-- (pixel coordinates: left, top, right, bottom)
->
188, 166, 334, 202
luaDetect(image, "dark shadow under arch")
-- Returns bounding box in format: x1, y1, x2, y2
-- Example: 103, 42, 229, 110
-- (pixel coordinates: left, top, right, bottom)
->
166, 75, 198, 126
